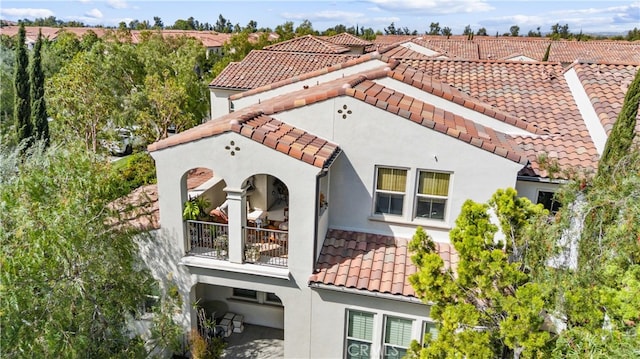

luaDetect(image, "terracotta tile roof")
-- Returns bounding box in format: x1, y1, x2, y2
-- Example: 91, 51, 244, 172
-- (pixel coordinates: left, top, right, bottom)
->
229, 52, 386, 101
395, 58, 599, 176
572, 62, 640, 135
477, 38, 550, 61
381, 45, 436, 59
309, 229, 458, 298
326, 33, 373, 47
209, 50, 359, 90
148, 109, 341, 169
263, 34, 351, 54
548, 40, 640, 64
110, 168, 212, 231
411, 38, 480, 59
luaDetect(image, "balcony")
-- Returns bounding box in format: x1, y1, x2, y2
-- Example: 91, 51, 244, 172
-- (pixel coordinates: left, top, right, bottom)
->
244, 227, 288, 267
186, 220, 288, 268
187, 220, 229, 260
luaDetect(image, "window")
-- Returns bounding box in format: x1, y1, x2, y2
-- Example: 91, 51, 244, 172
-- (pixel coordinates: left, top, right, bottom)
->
415, 171, 450, 220
383, 316, 413, 359
374, 167, 407, 215
421, 321, 438, 347
265, 292, 282, 305
232, 288, 258, 301
345, 310, 374, 359
537, 190, 561, 213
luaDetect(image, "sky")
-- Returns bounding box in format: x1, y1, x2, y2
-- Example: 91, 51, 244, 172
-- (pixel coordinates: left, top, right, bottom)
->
1, 0, 639, 35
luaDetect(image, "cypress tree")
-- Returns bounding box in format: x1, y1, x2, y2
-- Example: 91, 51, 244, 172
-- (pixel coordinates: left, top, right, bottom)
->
30, 29, 49, 147
597, 68, 640, 175
14, 23, 32, 148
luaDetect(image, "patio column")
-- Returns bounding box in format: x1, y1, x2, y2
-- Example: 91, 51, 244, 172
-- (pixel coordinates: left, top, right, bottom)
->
225, 187, 246, 264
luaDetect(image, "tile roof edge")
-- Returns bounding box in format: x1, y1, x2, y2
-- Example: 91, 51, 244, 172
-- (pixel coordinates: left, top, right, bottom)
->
385, 66, 546, 135
308, 282, 423, 302
229, 52, 385, 100
263, 34, 351, 53
345, 83, 530, 165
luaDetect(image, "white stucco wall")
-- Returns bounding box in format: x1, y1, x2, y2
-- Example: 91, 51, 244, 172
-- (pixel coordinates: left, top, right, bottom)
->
515, 179, 562, 204
309, 288, 433, 359
210, 88, 241, 119
276, 97, 523, 242
151, 130, 328, 357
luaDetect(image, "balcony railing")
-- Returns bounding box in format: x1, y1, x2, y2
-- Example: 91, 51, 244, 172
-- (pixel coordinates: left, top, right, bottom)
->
187, 220, 229, 260
244, 227, 288, 267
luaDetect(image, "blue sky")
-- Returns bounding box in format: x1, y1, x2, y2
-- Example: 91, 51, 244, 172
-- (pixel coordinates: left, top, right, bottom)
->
1, 0, 639, 35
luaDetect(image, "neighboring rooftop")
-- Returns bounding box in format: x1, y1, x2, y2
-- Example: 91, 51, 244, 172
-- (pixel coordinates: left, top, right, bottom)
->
209, 50, 359, 90
263, 34, 351, 54
309, 229, 458, 299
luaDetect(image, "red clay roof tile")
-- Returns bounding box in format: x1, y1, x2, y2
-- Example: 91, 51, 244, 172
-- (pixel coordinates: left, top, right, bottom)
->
309, 229, 458, 298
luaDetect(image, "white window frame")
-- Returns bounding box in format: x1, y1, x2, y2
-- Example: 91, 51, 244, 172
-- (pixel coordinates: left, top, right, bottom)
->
414, 170, 451, 221
373, 166, 408, 216
382, 315, 414, 359
345, 310, 375, 359
421, 320, 439, 347
230, 288, 282, 306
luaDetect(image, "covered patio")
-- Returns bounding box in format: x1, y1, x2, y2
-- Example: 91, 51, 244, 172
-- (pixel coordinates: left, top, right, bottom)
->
222, 324, 284, 358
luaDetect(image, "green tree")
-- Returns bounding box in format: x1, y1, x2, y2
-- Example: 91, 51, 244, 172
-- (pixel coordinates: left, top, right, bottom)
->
275, 21, 295, 40
428, 22, 441, 35
598, 68, 640, 175
30, 30, 49, 147
153, 16, 164, 29
46, 43, 122, 152
527, 27, 542, 37
384, 22, 397, 35
14, 23, 32, 148
42, 30, 81, 77
510, 25, 520, 36
463, 25, 473, 36
441, 27, 452, 37
408, 189, 551, 358
476, 27, 488, 36
295, 19, 316, 36
0, 34, 15, 143
0, 143, 176, 357
214, 14, 232, 33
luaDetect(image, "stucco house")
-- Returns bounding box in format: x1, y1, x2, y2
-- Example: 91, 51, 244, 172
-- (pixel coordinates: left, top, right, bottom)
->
146, 38, 638, 357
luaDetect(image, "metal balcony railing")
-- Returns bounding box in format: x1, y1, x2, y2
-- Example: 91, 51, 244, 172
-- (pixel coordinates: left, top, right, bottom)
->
244, 227, 288, 267
187, 220, 229, 260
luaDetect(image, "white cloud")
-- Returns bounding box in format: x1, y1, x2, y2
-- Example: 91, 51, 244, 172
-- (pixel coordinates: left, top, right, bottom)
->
281, 10, 366, 23
85, 8, 103, 19
367, 0, 493, 14
106, 0, 129, 9
0, 8, 55, 18
77, 0, 91, 3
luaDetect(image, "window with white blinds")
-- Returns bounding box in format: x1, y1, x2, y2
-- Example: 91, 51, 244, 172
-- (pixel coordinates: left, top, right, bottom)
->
421, 321, 439, 346
383, 316, 413, 359
345, 310, 374, 359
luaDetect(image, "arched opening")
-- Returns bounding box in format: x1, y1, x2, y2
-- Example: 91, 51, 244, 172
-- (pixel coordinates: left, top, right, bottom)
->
243, 174, 289, 267
181, 167, 229, 259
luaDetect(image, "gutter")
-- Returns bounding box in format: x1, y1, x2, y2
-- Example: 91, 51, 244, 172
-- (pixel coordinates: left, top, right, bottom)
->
308, 282, 425, 304
516, 175, 568, 184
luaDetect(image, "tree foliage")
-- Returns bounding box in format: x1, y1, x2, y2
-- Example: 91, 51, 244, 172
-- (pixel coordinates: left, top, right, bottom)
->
30, 30, 49, 147
598, 68, 640, 175
0, 142, 169, 357
14, 23, 32, 148
409, 189, 551, 358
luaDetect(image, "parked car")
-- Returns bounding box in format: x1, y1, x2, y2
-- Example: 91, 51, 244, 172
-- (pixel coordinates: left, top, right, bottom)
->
102, 127, 144, 156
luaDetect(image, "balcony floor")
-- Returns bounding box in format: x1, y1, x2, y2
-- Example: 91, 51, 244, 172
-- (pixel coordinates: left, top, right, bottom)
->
222, 324, 284, 358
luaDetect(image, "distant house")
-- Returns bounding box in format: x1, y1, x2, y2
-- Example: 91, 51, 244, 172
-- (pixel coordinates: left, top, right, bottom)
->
146, 37, 638, 357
